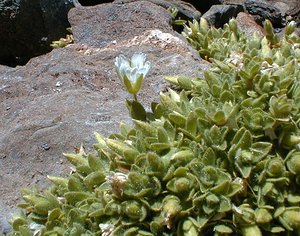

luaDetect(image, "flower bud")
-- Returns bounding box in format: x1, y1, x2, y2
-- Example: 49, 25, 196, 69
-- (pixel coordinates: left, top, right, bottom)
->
123, 200, 147, 221
285, 21, 296, 36
162, 195, 182, 229
241, 225, 262, 236
287, 153, 300, 174
115, 53, 150, 95
229, 18, 238, 35
255, 208, 272, 224
266, 158, 284, 177
175, 177, 190, 192
282, 210, 300, 229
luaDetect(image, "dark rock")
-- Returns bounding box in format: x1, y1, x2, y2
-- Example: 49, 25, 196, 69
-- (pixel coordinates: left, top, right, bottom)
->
223, 0, 245, 4
79, 0, 112, 6
0, 1, 210, 234
271, 0, 300, 26
245, 0, 284, 27
202, 4, 244, 28
113, 0, 201, 22
184, 0, 224, 13
0, 0, 74, 67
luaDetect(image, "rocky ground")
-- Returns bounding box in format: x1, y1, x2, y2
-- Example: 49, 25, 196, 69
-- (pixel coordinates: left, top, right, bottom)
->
0, 0, 300, 234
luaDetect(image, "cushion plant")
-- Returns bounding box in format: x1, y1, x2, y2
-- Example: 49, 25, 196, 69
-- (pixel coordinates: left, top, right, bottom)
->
10, 18, 300, 236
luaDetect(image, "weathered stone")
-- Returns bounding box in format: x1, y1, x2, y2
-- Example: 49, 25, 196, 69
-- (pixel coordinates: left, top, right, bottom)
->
113, 0, 201, 22
184, 0, 224, 13
202, 4, 244, 27
0, 1, 210, 234
245, 0, 284, 27
223, 0, 245, 4
271, 0, 300, 26
236, 12, 265, 37
0, 0, 74, 67
69, 1, 172, 47
79, 0, 112, 6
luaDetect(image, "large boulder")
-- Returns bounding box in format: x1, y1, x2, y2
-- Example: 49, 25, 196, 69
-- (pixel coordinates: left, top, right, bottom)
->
245, 0, 285, 27
0, 0, 74, 67
184, 0, 224, 13
202, 4, 244, 27
112, 0, 202, 21
0, 1, 210, 234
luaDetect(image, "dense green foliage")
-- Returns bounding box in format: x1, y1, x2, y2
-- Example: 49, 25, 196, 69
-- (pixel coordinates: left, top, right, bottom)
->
10, 19, 300, 235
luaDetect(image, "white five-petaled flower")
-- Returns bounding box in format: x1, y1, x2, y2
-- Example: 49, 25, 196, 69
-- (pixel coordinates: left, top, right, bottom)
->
115, 53, 151, 95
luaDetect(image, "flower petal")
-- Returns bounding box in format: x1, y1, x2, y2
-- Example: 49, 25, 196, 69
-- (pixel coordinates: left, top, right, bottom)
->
139, 61, 151, 76
131, 53, 147, 68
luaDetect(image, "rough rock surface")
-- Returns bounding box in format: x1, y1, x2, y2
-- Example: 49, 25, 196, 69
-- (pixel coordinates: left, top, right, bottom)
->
184, 0, 224, 13
244, 0, 284, 27
202, 4, 244, 28
269, 0, 300, 26
0, 1, 210, 234
0, 0, 74, 67
236, 12, 265, 37
112, 0, 202, 21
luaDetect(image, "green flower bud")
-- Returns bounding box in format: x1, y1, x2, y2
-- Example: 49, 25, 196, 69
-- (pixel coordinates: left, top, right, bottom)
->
105, 201, 121, 216
241, 225, 262, 236
255, 208, 272, 224
287, 153, 300, 174
281, 134, 300, 149
282, 210, 300, 229
199, 18, 209, 33
175, 177, 190, 192
285, 21, 296, 36
123, 200, 147, 221
162, 195, 182, 229
229, 18, 238, 36
182, 218, 198, 236
266, 158, 284, 177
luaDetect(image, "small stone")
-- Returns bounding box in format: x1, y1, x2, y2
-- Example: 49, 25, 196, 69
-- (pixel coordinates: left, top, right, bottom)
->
41, 143, 50, 151
56, 81, 62, 87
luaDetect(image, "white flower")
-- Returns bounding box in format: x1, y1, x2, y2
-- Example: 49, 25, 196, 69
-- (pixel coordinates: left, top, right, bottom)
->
105, 171, 128, 197
99, 223, 115, 236
115, 53, 151, 95
105, 171, 128, 184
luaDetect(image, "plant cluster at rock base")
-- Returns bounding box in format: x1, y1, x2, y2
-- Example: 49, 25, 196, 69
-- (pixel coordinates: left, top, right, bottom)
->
50, 28, 74, 49
10, 19, 300, 235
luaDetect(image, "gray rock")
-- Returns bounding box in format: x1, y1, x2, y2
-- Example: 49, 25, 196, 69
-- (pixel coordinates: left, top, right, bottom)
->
245, 0, 284, 27
202, 4, 244, 27
272, 0, 300, 26
0, 1, 210, 234
0, 0, 74, 67
223, 0, 245, 4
